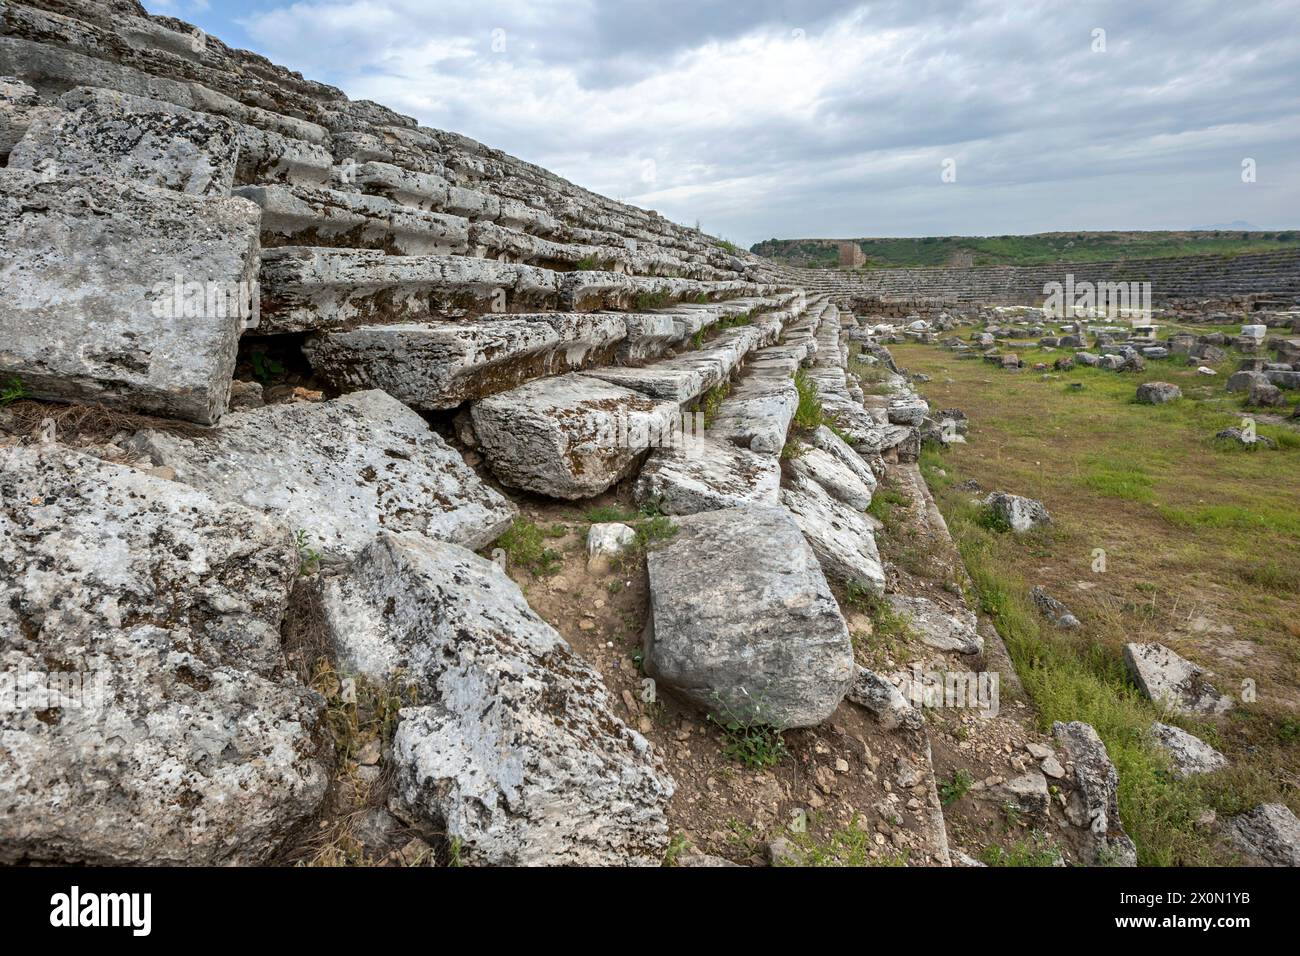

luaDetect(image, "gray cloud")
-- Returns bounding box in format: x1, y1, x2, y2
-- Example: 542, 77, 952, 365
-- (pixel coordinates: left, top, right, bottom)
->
163, 0, 1300, 244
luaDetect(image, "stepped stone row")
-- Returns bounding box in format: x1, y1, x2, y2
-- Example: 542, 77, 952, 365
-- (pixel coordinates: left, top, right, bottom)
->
761, 250, 1300, 311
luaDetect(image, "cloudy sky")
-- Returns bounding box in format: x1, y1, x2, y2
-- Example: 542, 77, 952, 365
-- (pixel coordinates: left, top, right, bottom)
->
148, 0, 1300, 247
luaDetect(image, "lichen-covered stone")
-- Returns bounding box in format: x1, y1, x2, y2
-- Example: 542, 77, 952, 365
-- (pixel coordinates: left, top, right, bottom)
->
130, 390, 516, 560
0, 170, 260, 424
471, 373, 681, 500
0, 445, 328, 865
644, 506, 854, 729
10, 86, 240, 197
318, 532, 674, 865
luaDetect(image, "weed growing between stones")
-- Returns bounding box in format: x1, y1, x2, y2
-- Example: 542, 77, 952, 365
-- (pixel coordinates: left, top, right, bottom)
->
0, 377, 29, 407
981, 831, 1063, 867
779, 815, 908, 867
708, 693, 789, 770
939, 769, 974, 807
496, 517, 567, 577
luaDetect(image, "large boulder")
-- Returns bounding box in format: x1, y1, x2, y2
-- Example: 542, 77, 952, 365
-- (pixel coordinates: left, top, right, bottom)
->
643, 506, 854, 729
9, 86, 240, 198
781, 472, 887, 596
0, 446, 328, 865
471, 373, 680, 500
130, 390, 516, 561
1123, 642, 1233, 716
1223, 804, 1300, 867
1053, 721, 1137, 866
0, 170, 260, 424
318, 532, 674, 866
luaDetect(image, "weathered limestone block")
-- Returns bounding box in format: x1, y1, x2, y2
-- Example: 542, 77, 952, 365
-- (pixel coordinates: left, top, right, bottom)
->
984, 491, 1051, 533
634, 439, 781, 515
780, 472, 886, 596
1223, 804, 1300, 867
1135, 381, 1181, 404
789, 445, 875, 511
0, 446, 328, 865
0, 75, 56, 158
46, 86, 332, 187
304, 314, 626, 409
235, 183, 469, 255
319, 532, 673, 865
1149, 723, 1228, 778
471, 373, 680, 499
1054, 721, 1137, 866
810, 424, 879, 490
709, 373, 799, 455
1123, 642, 1233, 716
888, 594, 983, 655
846, 666, 923, 731
643, 506, 854, 728
586, 327, 759, 403
10, 86, 240, 197
257, 247, 561, 333
0, 36, 328, 146
0, 170, 259, 424
130, 390, 515, 560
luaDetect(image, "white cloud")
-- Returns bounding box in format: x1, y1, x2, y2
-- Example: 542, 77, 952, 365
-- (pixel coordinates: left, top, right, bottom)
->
200, 0, 1300, 245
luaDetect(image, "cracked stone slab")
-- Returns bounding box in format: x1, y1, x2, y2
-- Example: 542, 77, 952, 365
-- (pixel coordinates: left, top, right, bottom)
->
634, 439, 781, 515
709, 370, 799, 455
888, 594, 983, 655
10, 85, 240, 197
257, 247, 562, 333
780, 472, 886, 596
1054, 721, 1137, 866
129, 389, 516, 560
471, 373, 681, 500
644, 506, 854, 729
319, 531, 674, 865
0, 445, 328, 865
789, 445, 875, 511
0, 170, 260, 424
1149, 723, 1228, 778
303, 313, 626, 409
1223, 804, 1300, 867
1123, 642, 1233, 716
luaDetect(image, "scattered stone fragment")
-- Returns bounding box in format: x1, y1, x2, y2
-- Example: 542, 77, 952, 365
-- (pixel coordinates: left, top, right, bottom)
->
845, 666, 923, 731
1222, 804, 1300, 867
1135, 381, 1181, 404
1149, 723, 1228, 778
1122, 642, 1233, 716
984, 491, 1051, 533
887, 594, 983, 655
1053, 721, 1137, 866
587, 522, 637, 573
1030, 585, 1081, 629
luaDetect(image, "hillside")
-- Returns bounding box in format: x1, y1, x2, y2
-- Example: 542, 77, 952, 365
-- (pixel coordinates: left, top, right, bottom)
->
752, 231, 1300, 270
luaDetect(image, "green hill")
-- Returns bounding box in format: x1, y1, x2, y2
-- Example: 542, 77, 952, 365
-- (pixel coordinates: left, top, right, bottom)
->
750, 231, 1300, 270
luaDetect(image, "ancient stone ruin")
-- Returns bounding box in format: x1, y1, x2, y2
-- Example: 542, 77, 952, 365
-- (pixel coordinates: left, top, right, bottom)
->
1, 0, 1296, 870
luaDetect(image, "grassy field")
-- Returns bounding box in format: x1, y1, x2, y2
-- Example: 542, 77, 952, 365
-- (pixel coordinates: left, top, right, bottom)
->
890, 336, 1300, 865
752, 231, 1300, 269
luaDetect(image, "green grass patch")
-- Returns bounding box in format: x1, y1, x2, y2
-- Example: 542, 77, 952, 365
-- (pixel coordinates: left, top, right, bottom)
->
495, 518, 566, 578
